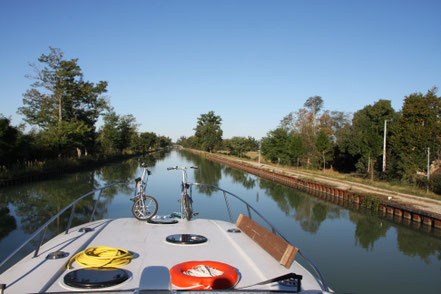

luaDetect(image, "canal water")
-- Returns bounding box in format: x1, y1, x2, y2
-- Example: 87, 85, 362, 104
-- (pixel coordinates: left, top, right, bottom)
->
0, 150, 440, 293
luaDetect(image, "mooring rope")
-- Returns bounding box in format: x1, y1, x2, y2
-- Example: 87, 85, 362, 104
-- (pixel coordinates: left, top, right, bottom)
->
67, 246, 134, 269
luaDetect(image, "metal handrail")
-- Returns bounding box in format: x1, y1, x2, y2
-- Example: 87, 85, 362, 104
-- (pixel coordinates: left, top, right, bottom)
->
191, 183, 329, 292
1, 180, 328, 292
0, 182, 127, 270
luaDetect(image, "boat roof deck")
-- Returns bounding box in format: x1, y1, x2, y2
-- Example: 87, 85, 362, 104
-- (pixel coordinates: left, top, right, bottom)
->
0, 218, 325, 293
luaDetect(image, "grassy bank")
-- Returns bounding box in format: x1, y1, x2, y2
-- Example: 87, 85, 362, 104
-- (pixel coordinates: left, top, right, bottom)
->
194, 149, 441, 202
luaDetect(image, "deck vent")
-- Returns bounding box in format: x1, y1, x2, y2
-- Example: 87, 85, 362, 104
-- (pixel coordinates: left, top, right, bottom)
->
148, 219, 178, 224
166, 234, 207, 245
79, 227, 94, 233
63, 267, 129, 289
46, 251, 69, 260
148, 216, 178, 224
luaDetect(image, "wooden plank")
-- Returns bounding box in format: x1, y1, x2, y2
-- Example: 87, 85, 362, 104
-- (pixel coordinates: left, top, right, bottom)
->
236, 214, 298, 268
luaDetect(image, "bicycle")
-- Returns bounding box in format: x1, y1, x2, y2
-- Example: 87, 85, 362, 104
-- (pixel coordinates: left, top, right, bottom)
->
131, 163, 158, 220
167, 166, 198, 220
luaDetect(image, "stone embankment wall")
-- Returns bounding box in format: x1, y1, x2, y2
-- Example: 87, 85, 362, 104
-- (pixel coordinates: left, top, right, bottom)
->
192, 150, 441, 234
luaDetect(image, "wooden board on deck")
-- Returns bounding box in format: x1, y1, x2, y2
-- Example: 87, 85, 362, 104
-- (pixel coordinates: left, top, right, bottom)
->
236, 214, 298, 268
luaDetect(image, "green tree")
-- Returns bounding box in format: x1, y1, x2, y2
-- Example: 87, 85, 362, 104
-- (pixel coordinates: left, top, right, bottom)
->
155, 136, 172, 149
138, 132, 157, 152
287, 134, 306, 167
98, 112, 137, 153
98, 112, 120, 153
281, 96, 325, 168
177, 136, 198, 148
262, 128, 290, 164
304, 95, 324, 133
393, 88, 441, 182
194, 111, 223, 152
18, 47, 108, 157
117, 115, 137, 152
224, 136, 257, 157
315, 129, 331, 170
0, 115, 19, 167
349, 100, 395, 180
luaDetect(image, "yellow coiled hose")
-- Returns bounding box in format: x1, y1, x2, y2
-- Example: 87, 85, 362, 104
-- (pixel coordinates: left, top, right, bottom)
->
67, 246, 134, 269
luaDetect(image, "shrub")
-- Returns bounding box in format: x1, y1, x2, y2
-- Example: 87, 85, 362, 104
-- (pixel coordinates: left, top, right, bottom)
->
429, 174, 441, 195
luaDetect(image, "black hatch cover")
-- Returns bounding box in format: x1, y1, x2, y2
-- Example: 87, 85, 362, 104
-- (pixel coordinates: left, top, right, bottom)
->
63, 267, 129, 289
166, 234, 207, 244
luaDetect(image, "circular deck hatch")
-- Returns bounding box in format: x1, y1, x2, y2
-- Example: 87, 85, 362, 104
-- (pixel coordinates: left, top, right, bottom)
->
63, 267, 129, 289
46, 251, 69, 260
148, 216, 178, 224
166, 234, 207, 244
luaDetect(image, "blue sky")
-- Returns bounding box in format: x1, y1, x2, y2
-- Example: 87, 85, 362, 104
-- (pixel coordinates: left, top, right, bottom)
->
1, 0, 440, 141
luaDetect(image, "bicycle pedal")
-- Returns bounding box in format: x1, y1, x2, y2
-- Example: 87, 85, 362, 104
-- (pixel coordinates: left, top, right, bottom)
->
178, 200, 182, 202
193, 213, 199, 216
129, 197, 136, 202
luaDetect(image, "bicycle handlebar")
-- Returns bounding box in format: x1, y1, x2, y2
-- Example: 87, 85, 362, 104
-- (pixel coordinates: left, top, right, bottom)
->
167, 166, 198, 170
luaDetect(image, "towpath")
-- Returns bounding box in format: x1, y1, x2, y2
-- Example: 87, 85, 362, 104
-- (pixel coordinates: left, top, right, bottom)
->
193, 150, 441, 216
249, 161, 441, 215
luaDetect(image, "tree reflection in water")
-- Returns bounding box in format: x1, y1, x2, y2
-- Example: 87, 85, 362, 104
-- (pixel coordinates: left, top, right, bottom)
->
349, 211, 390, 251
95, 158, 138, 197
259, 179, 340, 233
396, 226, 441, 263
95, 151, 167, 197
5, 171, 99, 241
0, 151, 168, 247
223, 166, 256, 190
0, 207, 16, 241
179, 151, 222, 196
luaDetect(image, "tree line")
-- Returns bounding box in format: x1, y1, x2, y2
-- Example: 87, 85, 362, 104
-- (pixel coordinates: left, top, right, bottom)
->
0, 47, 171, 172
177, 91, 441, 193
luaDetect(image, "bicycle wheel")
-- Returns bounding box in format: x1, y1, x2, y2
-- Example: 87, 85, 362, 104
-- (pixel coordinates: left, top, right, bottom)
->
183, 193, 193, 221
132, 195, 158, 220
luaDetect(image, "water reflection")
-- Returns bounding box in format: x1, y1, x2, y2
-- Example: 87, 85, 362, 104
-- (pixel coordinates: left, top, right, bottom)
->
139, 150, 168, 167
0, 152, 169, 241
180, 151, 222, 195
223, 166, 256, 190
349, 211, 391, 251
95, 152, 168, 196
96, 159, 138, 197
0, 207, 16, 241
6, 172, 99, 235
260, 180, 342, 233
396, 226, 441, 263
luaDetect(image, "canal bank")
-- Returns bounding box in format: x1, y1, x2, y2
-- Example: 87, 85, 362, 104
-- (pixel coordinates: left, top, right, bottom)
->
187, 149, 441, 233
0, 149, 167, 188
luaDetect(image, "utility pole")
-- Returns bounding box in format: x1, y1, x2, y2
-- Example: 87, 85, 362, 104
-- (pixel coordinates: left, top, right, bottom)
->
426, 147, 430, 192
427, 147, 430, 182
382, 120, 387, 172
258, 140, 261, 166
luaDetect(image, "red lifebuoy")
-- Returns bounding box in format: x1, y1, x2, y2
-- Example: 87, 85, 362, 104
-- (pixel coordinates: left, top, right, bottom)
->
170, 260, 238, 290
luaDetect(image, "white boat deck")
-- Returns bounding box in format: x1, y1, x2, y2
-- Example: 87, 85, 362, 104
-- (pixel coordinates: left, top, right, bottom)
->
0, 217, 327, 293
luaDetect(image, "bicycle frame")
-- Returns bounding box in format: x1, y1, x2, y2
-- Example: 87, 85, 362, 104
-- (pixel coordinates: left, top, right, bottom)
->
131, 163, 156, 220
167, 166, 198, 220
135, 166, 150, 197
